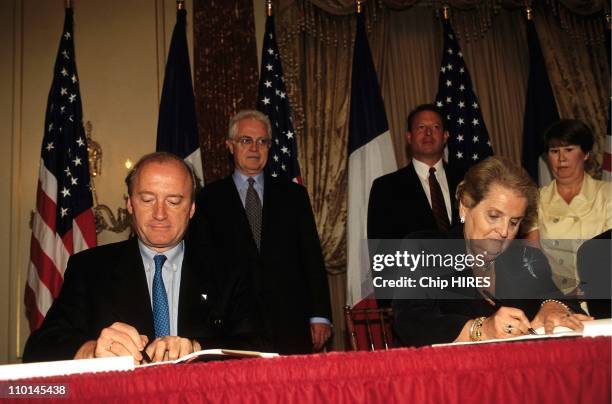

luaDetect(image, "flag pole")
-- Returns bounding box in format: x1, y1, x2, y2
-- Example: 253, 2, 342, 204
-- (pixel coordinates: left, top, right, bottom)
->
177, 0, 184, 10
267, 0, 272, 17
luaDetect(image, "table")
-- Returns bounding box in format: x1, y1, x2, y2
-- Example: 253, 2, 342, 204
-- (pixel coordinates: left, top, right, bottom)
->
9, 336, 611, 403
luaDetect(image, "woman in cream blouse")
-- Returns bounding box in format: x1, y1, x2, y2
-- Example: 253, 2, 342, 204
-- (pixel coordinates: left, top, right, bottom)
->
527, 120, 612, 295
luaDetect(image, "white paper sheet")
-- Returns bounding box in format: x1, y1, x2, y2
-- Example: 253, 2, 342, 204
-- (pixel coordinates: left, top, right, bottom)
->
432, 318, 612, 347
0, 356, 134, 380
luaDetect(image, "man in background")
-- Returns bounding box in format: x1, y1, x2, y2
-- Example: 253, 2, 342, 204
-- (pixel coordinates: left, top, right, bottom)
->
367, 104, 461, 307
191, 110, 332, 354
368, 103, 462, 240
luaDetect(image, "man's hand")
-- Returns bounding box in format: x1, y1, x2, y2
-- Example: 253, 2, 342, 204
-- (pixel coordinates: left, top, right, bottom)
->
74, 322, 148, 363
311, 323, 331, 352
145, 336, 201, 363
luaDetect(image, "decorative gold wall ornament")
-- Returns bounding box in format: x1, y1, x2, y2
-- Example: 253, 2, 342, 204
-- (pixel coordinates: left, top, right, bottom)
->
85, 121, 131, 234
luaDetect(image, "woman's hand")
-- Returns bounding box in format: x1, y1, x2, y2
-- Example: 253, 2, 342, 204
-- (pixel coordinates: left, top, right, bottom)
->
531, 301, 593, 334
481, 306, 532, 340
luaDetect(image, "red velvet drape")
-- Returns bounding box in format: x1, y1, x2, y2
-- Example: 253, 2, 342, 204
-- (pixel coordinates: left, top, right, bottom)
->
13, 337, 611, 403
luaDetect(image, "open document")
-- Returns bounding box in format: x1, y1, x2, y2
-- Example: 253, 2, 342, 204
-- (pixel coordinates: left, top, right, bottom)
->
138, 349, 279, 367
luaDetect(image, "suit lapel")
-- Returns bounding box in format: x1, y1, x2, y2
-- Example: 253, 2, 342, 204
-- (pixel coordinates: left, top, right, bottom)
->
406, 163, 433, 216
109, 238, 155, 338
444, 164, 461, 225
177, 240, 208, 336
260, 175, 278, 258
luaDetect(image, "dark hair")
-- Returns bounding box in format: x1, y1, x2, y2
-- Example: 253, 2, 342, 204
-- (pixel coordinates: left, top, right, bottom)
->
456, 156, 538, 232
125, 152, 197, 200
406, 103, 445, 132
544, 119, 594, 153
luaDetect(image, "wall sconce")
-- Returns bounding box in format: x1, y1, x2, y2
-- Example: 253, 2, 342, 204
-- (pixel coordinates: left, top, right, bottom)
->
86, 121, 131, 234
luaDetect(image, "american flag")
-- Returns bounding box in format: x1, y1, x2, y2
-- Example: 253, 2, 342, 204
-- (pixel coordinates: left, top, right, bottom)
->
25, 7, 97, 331
257, 14, 301, 183
435, 20, 493, 177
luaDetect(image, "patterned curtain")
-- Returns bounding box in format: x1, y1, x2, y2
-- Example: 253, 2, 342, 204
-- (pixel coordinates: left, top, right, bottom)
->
193, 0, 259, 183
192, 0, 609, 350
274, 0, 609, 350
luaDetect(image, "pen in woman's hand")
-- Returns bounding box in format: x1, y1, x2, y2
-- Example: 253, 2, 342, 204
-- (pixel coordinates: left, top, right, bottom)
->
481, 289, 537, 335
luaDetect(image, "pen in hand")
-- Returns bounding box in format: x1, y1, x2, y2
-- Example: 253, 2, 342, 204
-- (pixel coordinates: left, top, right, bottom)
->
481, 289, 537, 335
140, 340, 153, 364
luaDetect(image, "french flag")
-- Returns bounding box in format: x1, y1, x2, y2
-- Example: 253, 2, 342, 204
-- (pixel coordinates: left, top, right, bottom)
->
346, 11, 397, 310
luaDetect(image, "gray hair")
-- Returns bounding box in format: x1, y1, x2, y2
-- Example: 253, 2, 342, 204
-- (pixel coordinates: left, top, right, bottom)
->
228, 110, 272, 139
125, 152, 197, 200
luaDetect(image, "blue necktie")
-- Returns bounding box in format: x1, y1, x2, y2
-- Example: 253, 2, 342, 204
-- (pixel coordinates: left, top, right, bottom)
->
152, 254, 170, 337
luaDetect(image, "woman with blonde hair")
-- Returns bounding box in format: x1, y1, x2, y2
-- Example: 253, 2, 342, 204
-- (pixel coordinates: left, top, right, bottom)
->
393, 156, 589, 347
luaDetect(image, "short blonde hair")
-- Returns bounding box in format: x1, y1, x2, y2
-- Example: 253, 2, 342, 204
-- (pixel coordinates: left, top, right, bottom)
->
456, 156, 538, 231
228, 110, 271, 139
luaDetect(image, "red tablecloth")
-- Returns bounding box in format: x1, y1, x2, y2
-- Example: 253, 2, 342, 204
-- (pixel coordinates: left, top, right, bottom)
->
10, 337, 611, 403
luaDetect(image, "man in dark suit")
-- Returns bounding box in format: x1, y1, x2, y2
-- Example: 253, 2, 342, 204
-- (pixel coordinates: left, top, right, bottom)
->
368, 104, 462, 240
23, 152, 260, 363
191, 110, 332, 355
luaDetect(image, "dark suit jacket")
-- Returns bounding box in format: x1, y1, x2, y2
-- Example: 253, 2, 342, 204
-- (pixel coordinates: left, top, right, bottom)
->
23, 237, 262, 362
392, 230, 576, 347
191, 174, 332, 354
577, 229, 611, 319
367, 163, 462, 240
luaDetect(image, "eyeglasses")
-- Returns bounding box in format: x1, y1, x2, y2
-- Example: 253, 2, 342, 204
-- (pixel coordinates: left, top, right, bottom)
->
233, 136, 272, 148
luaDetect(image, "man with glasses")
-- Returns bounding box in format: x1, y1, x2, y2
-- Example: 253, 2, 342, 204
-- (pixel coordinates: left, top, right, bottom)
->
191, 110, 332, 354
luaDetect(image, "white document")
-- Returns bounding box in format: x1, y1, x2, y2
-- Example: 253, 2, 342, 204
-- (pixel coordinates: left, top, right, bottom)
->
137, 349, 279, 368
578, 318, 612, 337
533, 318, 612, 337
432, 318, 612, 347
0, 356, 134, 381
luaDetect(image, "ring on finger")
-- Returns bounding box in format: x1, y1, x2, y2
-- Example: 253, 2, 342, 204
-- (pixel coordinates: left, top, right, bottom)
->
504, 324, 513, 334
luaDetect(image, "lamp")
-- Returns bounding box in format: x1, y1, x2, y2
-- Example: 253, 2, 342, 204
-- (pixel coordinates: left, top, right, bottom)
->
85, 121, 131, 234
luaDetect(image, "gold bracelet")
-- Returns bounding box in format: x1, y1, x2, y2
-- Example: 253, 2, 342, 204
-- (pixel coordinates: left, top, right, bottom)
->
470, 316, 487, 341
468, 319, 477, 336
541, 299, 573, 315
